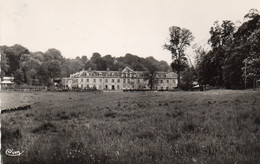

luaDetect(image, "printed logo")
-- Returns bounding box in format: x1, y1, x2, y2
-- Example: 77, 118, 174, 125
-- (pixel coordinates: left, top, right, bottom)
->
5, 149, 23, 156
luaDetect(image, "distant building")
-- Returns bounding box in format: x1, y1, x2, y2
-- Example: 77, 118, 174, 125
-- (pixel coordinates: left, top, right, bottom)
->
1, 77, 14, 87
63, 66, 177, 90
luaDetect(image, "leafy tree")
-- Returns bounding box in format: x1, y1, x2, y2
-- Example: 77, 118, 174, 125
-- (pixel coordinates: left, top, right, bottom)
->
1, 44, 29, 76
241, 16, 260, 86
193, 45, 207, 86
13, 70, 24, 85
164, 26, 194, 87
44, 49, 63, 61
208, 20, 235, 86
31, 51, 45, 62
225, 9, 260, 88
47, 60, 61, 79
68, 58, 84, 73
38, 62, 49, 85
180, 67, 196, 90
81, 55, 88, 66
19, 54, 41, 85
89, 52, 106, 70
143, 64, 158, 90
0, 50, 9, 78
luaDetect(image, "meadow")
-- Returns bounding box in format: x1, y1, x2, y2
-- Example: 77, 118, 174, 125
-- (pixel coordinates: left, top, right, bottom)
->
1, 90, 260, 164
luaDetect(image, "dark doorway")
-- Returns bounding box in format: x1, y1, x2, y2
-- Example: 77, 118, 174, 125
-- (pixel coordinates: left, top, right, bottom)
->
112, 85, 115, 90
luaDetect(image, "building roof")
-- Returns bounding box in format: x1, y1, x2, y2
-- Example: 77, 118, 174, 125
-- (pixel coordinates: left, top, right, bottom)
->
1, 80, 14, 84
69, 66, 177, 78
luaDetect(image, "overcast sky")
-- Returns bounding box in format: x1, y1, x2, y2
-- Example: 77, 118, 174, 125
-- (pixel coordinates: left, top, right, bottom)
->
0, 0, 259, 63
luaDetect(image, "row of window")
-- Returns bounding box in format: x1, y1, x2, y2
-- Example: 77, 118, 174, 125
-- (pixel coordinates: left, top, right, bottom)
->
83, 73, 141, 78
79, 84, 121, 90
74, 78, 174, 84
79, 72, 171, 78
85, 73, 120, 77
77, 78, 145, 84
77, 84, 173, 90
79, 78, 121, 83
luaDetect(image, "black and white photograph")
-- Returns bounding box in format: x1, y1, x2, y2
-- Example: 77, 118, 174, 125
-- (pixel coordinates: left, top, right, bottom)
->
0, 0, 260, 163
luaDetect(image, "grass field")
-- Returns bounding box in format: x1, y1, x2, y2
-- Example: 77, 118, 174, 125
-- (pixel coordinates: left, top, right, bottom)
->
1, 90, 260, 164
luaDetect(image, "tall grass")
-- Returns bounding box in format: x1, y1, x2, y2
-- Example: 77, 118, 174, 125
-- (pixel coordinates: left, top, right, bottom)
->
1, 90, 260, 163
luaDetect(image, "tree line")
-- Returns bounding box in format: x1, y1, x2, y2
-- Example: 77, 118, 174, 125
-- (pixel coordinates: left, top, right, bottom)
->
0, 45, 170, 86
164, 9, 260, 90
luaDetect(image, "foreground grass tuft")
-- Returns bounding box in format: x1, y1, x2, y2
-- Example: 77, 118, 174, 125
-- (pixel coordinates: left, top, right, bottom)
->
32, 122, 57, 133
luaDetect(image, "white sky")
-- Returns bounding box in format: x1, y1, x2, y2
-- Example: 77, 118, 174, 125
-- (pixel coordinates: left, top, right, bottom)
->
0, 0, 259, 64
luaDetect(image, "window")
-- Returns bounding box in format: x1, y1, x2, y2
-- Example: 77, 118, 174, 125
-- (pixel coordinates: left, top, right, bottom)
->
117, 85, 120, 89
100, 79, 102, 82
87, 79, 89, 82
167, 80, 169, 83
123, 79, 126, 83
128, 79, 130, 83
81, 79, 83, 82
105, 79, 108, 83
112, 79, 114, 83
161, 80, 163, 84
117, 79, 120, 83
94, 79, 96, 83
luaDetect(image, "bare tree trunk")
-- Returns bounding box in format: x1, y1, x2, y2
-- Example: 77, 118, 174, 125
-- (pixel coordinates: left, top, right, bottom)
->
177, 70, 180, 88
177, 53, 181, 88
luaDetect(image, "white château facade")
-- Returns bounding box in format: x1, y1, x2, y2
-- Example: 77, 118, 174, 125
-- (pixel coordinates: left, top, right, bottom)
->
63, 66, 177, 90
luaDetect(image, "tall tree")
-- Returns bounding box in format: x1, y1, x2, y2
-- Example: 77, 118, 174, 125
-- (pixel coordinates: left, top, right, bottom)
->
1, 44, 29, 76
19, 54, 41, 85
241, 10, 260, 87
0, 50, 9, 78
208, 20, 235, 86
164, 26, 194, 87
143, 64, 157, 90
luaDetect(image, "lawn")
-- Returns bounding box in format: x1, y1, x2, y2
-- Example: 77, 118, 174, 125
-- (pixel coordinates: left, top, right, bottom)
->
1, 90, 260, 164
